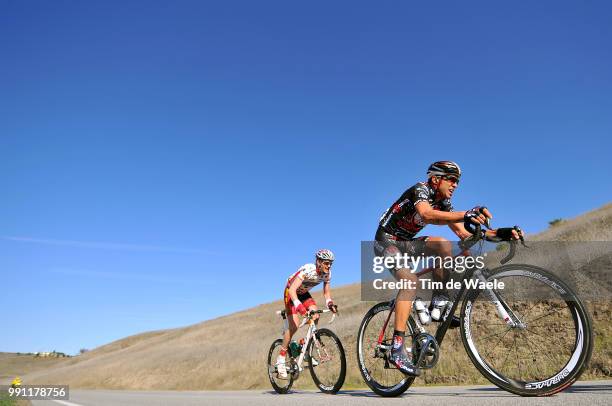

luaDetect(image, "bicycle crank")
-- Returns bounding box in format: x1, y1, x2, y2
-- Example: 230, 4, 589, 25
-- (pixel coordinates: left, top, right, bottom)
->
412, 332, 440, 369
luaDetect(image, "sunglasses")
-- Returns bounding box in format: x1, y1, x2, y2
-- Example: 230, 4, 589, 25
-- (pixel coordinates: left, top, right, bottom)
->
442, 176, 460, 184
320, 260, 333, 266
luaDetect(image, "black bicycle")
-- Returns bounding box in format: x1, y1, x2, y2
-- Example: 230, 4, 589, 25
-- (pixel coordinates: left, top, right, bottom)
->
357, 222, 593, 397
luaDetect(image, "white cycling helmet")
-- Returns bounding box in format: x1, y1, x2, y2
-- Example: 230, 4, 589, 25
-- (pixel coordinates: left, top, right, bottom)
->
315, 249, 335, 261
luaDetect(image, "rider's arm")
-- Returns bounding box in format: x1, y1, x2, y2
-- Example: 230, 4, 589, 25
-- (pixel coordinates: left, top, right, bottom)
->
323, 281, 332, 304
448, 222, 472, 240
449, 221, 499, 240
287, 276, 304, 304
415, 201, 465, 225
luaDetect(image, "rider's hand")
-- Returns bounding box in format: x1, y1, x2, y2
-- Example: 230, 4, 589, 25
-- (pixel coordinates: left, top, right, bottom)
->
495, 227, 522, 241
465, 206, 492, 226
327, 300, 338, 313
296, 303, 308, 316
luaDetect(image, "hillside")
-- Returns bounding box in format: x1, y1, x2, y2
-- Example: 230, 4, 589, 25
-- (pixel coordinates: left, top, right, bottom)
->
0, 352, 67, 385
17, 204, 612, 389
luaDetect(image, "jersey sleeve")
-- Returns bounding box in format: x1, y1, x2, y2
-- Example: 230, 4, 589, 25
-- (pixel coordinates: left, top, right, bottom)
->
295, 266, 306, 280
410, 183, 432, 205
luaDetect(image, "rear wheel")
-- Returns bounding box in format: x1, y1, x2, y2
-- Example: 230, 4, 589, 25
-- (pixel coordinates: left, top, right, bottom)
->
267, 339, 294, 394
308, 328, 346, 394
356, 301, 417, 397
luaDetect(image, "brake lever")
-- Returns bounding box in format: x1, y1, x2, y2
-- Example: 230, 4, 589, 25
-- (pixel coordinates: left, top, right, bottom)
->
479, 206, 492, 230
514, 226, 529, 248
484, 217, 492, 230
329, 312, 337, 324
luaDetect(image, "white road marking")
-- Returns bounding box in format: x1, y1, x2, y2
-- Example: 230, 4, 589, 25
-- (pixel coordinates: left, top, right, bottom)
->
52, 400, 83, 406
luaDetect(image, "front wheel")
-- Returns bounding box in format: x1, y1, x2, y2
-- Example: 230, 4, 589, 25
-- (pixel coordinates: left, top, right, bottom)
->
461, 264, 593, 396
267, 339, 294, 394
308, 328, 346, 394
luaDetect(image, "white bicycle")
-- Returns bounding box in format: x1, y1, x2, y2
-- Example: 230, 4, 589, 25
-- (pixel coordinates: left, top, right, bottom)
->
267, 308, 346, 394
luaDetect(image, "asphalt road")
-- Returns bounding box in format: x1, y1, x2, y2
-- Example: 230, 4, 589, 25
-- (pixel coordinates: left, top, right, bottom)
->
31, 380, 611, 406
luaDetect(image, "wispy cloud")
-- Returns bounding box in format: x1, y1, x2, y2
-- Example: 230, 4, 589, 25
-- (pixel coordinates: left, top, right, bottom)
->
1, 235, 212, 254
48, 267, 202, 284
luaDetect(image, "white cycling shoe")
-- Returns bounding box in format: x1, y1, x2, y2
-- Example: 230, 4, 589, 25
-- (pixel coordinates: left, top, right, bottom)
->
276, 355, 288, 379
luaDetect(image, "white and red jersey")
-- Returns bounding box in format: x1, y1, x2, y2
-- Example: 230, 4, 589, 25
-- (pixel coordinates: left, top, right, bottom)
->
286, 263, 331, 295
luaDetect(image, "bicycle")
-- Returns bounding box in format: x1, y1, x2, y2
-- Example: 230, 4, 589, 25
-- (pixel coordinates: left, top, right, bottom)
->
357, 222, 593, 397
267, 308, 346, 394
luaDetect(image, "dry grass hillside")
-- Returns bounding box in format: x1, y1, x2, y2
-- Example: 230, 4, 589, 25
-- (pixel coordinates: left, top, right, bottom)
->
0, 352, 66, 384
17, 204, 612, 390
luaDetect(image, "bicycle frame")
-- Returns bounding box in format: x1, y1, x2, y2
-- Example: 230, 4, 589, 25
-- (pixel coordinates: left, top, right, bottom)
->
277, 309, 336, 373
376, 237, 523, 349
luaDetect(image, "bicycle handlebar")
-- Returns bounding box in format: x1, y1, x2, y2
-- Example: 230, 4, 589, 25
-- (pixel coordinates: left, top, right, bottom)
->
298, 309, 336, 328
276, 308, 337, 327
460, 221, 528, 264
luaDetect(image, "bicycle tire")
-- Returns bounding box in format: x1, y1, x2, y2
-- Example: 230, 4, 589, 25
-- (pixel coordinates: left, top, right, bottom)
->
308, 328, 346, 394
460, 264, 593, 396
356, 301, 417, 397
267, 338, 294, 394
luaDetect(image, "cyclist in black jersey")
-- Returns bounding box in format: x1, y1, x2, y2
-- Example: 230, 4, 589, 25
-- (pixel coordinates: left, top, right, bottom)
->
375, 160, 521, 376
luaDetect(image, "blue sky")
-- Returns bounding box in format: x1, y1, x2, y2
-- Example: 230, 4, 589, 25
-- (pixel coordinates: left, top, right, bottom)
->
1, 1, 611, 354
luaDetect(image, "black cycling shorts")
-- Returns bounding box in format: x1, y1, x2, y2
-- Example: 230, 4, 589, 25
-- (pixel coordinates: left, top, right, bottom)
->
374, 227, 429, 277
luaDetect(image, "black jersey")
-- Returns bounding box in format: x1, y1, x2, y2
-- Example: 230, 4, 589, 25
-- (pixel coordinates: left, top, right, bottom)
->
378, 182, 453, 240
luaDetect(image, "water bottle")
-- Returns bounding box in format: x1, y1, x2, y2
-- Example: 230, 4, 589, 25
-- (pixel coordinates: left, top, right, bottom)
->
431, 296, 449, 321
414, 298, 431, 325
289, 341, 301, 358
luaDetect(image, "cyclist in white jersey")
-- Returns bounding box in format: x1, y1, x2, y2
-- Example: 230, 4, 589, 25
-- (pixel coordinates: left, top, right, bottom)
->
277, 249, 337, 378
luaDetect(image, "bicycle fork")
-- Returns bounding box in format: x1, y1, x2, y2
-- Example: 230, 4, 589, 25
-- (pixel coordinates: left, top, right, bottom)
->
474, 270, 525, 329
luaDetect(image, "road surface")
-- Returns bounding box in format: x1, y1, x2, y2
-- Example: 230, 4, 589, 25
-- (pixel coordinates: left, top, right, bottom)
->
31, 380, 611, 406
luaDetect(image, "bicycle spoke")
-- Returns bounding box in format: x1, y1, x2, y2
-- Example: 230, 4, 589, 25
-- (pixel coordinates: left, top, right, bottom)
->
528, 323, 575, 330
517, 301, 541, 321
521, 333, 544, 378
514, 336, 524, 378
525, 306, 565, 324
498, 335, 518, 371
483, 328, 512, 362
521, 332, 563, 366
525, 327, 574, 353
474, 326, 512, 342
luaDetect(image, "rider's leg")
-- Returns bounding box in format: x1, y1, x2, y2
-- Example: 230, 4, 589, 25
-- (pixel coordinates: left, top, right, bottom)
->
281, 286, 303, 351
394, 268, 416, 332
426, 237, 453, 291
306, 303, 321, 366
425, 237, 460, 327
281, 313, 299, 351
390, 267, 420, 376
376, 239, 420, 376
277, 313, 299, 378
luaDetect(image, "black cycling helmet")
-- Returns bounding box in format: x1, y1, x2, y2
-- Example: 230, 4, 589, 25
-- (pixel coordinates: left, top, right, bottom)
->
427, 161, 461, 179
